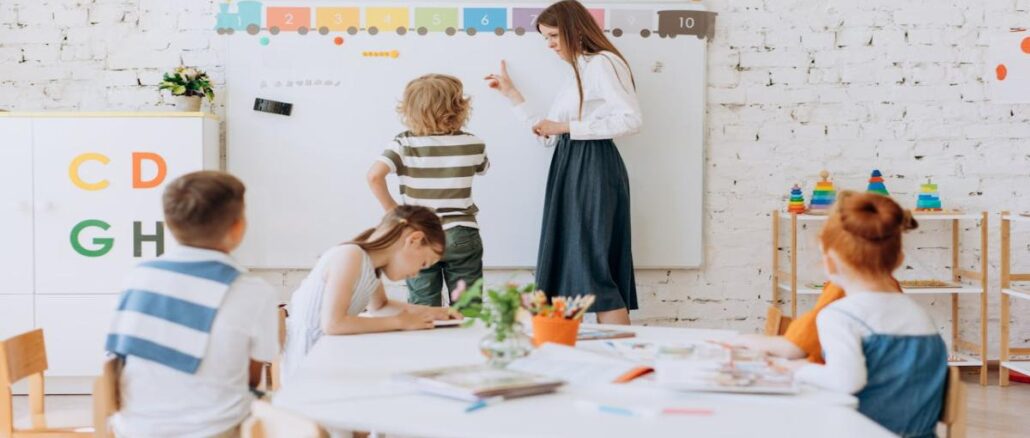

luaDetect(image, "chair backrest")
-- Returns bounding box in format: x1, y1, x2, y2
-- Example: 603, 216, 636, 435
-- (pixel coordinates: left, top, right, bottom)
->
0, 329, 49, 432
939, 366, 966, 438
266, 306, 288, 392
242, 400, 327, 438
0, 329, 47, 386
764, 306, 793, 336
92, 357, 123, 438
278, 305, 288, 347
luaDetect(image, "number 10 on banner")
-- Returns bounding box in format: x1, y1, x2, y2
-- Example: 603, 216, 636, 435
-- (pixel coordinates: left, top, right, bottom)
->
463, 8, 507, 32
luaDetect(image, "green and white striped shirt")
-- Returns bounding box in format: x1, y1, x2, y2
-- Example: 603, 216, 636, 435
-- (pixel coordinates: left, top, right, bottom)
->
378, 131, 489, 229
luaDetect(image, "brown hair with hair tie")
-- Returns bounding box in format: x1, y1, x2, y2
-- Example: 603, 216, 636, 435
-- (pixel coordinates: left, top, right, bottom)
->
820, 191, 918, 276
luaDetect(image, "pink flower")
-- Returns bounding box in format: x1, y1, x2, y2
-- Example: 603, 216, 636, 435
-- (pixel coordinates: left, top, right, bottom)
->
450, 280, 467, 302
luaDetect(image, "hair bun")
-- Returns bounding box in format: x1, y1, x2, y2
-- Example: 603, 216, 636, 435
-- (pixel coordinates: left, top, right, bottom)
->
838, 192, 918, 241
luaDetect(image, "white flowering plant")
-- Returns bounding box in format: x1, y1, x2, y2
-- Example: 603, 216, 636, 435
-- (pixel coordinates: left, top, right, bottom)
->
159, 66, 214, 101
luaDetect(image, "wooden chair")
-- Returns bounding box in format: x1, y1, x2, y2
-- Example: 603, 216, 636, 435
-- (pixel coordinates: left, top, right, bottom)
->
0, 329, 92, 437
91, 358, 122, 438
241, 400, 327, 438
939, 366, 967, 438
263, 306, 289, 392
764, 306, 793, 336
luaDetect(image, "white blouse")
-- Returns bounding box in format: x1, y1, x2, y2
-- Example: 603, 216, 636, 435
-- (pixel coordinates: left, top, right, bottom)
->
512, 51, 642, 147
794, 291, 941, 394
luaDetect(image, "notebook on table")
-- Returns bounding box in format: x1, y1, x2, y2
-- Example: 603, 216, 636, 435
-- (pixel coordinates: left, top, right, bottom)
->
395, 365, 564, 402
433, 319, 463, 328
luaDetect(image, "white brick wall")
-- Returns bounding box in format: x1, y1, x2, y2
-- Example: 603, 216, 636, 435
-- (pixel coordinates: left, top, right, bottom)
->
2, 1, 1030, 355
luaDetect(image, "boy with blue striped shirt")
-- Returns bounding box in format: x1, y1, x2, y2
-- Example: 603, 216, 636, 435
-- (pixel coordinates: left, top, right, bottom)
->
108, 171, 279, 438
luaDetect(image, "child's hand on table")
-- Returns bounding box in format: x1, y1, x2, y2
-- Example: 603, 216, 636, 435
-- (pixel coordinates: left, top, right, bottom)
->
413, 306, 463, 321
397, 309, 435, 331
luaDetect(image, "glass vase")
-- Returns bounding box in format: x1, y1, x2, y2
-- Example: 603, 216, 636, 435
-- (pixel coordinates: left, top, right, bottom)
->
478, 323, 531, 367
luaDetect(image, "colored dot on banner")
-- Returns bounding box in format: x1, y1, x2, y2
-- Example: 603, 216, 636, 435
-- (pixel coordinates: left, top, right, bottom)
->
259, 37, 270, 46
996, 64, 1008, 81
1022, 36, 1030, 54
390, 50, 399, 58
334, 36, 344, 46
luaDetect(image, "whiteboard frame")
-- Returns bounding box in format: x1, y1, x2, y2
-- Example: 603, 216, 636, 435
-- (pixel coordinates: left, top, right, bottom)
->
224, 0, 709, 270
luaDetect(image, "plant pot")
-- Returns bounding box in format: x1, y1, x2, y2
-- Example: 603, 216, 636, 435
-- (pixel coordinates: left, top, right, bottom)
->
176, 95, 202, 112
531, 316, 580, 347
479, 324, 531, 367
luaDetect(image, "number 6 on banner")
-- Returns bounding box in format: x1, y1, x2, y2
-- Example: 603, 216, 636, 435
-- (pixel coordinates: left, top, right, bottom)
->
464, 7, 507, 33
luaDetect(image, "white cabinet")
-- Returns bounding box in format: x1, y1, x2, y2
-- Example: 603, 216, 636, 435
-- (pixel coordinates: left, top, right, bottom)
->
0, 119, 33, 295
33, 117, 217, 294
0, 295, 34, 340
36, 295, 120, 376
0, 113, 218, 386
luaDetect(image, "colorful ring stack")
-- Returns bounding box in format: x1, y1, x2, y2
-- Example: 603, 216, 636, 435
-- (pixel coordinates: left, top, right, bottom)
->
788, 184, 807, 213
808, 170, 836, 215
916, 179, 942, 211
867, 169, 890, 196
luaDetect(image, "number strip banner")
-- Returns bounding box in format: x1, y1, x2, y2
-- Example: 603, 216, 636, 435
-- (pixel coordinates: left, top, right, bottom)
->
214, 2, 717, 41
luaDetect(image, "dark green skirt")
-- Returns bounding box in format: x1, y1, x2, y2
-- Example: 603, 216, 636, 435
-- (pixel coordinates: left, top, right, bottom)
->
536, 135, 638, 312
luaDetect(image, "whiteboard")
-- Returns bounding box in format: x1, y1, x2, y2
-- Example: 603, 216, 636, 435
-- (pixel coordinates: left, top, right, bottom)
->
225, 0, 709, 269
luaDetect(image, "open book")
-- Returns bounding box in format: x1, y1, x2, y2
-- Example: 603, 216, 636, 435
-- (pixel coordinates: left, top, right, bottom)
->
507, 343, 653, 384
395, 365, 564, 402
655, 342, 799, 394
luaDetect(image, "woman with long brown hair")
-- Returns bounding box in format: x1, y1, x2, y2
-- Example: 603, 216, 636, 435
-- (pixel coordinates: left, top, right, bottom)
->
486, 0, 641, 324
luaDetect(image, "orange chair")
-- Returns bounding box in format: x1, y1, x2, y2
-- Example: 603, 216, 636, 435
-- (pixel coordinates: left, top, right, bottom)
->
241, 400, 327, 438
262, 306, 289, 392
0, 329, 93, 437
939, 366, 967, 438
764, 306, 793, 336
91, 358, 122, 438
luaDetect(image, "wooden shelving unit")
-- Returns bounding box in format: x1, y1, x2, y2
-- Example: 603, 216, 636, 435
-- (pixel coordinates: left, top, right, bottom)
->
1000, 212, 1030, 386
772, 211, 989, 385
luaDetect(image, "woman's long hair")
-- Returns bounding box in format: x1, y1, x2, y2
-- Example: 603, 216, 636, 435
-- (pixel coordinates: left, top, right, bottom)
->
536, 0, 635, 118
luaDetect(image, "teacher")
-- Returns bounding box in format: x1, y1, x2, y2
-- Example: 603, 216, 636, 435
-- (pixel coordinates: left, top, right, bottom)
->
486, 0, 642, 325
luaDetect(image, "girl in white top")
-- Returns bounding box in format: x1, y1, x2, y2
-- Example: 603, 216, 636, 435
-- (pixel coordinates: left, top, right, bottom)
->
485, 0, 642, 325
283, 206, 460, 380
792, 191, 947, 437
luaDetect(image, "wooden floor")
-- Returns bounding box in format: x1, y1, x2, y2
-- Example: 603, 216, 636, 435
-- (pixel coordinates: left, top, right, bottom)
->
11, 369, 1030, 436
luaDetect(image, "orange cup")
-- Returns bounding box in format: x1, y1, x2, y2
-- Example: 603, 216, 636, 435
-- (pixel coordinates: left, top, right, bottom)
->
531, 316, 580, 347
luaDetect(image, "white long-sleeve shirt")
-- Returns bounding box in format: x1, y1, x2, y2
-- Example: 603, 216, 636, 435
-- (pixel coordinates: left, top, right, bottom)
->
512, 51, 642, 147
794, 291, 941, 394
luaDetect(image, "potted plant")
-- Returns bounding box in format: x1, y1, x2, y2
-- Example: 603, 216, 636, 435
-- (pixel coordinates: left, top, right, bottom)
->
159, 66, 214, 112
452, 279, 534, 367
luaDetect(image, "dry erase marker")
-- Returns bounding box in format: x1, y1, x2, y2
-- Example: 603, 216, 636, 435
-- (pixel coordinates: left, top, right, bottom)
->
576, 400, 712, 417
465, 396, 504, 413
575, 400, 659, 418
